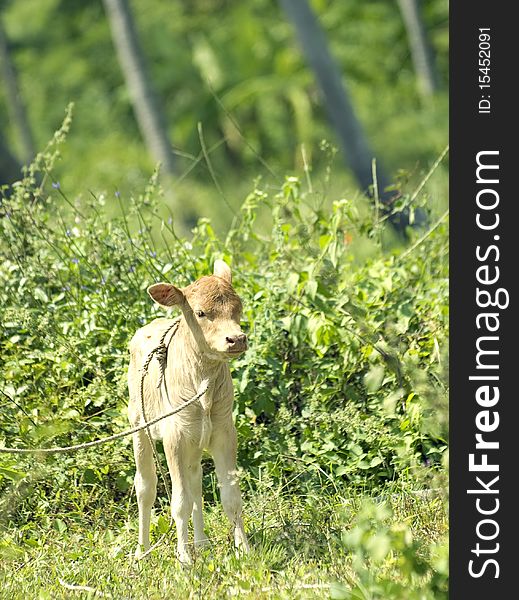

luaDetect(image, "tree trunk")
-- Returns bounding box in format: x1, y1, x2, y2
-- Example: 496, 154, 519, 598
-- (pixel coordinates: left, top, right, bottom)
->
0, 135, 21, 186
397, 0, 439, 97
279, 0, 390, 197
0, 17, 35, 164
102, 0, 175, 177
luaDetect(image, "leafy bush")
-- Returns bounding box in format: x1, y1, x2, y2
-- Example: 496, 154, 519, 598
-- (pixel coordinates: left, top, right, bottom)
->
332, 498, 448, 599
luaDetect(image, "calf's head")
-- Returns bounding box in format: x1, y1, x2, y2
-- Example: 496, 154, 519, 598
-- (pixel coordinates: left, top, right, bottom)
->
148, 260, 247, 360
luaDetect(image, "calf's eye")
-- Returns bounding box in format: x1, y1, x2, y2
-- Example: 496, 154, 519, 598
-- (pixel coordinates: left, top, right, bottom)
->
195, 310, 205, 318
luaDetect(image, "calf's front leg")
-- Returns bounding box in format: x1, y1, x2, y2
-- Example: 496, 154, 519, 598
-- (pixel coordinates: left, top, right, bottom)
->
210, 422, 249, 552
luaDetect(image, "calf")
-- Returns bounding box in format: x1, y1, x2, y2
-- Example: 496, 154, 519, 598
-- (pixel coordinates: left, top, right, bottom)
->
128, 260, 249, 563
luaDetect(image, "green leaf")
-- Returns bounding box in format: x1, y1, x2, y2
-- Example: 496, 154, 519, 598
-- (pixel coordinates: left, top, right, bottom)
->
363, 364, 385, 393
53, 518, 67, 534
34, 288, 49, 302
157, 515, 170, 534
366, 532, 391, 562
330, 581, 352, 600
306, 279, 318, 300
0, 466, 26, 481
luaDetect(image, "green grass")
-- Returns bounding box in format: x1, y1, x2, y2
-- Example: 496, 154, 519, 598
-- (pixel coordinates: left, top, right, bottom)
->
0, 474, 447, 599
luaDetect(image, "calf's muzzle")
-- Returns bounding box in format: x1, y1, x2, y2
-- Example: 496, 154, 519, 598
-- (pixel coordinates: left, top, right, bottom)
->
225, 333, 248, 353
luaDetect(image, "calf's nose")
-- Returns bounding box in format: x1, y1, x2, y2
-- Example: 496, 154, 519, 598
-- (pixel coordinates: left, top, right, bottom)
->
226, 333, 247, 346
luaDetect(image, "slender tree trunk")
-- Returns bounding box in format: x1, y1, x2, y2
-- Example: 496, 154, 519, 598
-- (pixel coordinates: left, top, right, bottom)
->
0, 17, 35, 164
279, 0, 390, 197
102, 0, 175, 177
0, 135, 21, 185
397, 0, 439, 97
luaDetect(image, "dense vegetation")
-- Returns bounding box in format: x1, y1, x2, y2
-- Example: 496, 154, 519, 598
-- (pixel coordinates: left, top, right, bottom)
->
0, 117, 448, 597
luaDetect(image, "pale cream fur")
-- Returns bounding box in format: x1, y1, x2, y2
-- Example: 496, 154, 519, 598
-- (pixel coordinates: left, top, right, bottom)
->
127, 260, 249, 564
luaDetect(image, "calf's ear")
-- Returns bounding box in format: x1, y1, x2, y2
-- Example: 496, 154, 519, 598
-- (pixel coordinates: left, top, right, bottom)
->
213, 259, 232, 283
147, 282, 185, 307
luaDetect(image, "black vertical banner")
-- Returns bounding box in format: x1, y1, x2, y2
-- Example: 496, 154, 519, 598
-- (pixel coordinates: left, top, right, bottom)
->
450, 3, 515, 597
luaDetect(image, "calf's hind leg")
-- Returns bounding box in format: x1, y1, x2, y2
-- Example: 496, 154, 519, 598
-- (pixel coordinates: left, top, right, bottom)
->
132, 430, 158, 558
190, 462, 210, 548
163, 433, 201, 564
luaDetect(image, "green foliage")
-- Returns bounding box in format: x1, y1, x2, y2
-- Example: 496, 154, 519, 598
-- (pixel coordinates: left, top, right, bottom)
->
332, 498, 448, 599
1, 0, 448, 230
0, 121, 448, 596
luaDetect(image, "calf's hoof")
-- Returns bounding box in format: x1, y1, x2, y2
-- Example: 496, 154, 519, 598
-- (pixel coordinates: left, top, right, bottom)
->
134, 544, 149, 561
234, 531, 250, 554
176, 548, 193, 566
194, 537, 211, 549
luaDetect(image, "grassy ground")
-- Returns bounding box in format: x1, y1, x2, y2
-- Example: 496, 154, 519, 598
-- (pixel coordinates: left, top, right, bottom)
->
0, 472, 447, 599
